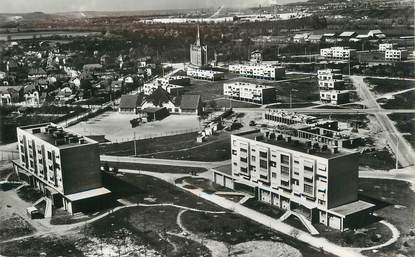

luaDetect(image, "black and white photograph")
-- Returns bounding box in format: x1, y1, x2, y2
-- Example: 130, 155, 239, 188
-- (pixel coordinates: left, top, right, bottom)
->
0, 0, 414, 256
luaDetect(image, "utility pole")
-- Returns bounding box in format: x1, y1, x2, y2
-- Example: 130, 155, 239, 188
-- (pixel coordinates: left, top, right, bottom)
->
134, 132, 137, 156
395, 135, 399, 170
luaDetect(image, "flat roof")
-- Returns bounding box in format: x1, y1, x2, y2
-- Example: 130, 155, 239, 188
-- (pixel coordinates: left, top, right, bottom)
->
19, 123, 97, 149
65, 187, 111, 202
212, 164, 232, 176
330, 200, 375, 217
235, 132, 350, 159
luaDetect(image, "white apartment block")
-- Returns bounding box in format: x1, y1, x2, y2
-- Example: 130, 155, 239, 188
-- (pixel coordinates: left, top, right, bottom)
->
143, 83, 184, 96
378, 43, 393, 51
320, 47, 357, 60
225, 132, 374, 231
186, 68, 225, 81
13, 123, 111, 215
317, 69, 344, 90
223, 82, 276, 104
229, 64, 285, 80
385, 49, 408, 61
320, 90, 350, 105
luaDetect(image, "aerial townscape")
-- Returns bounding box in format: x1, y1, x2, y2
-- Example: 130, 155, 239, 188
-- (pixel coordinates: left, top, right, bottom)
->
0, 0, 414, 256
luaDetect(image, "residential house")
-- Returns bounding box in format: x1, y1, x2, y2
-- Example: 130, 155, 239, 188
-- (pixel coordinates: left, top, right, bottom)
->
142, 87, 180, 114
28, 68, 47, 80
119, 94, 143, 114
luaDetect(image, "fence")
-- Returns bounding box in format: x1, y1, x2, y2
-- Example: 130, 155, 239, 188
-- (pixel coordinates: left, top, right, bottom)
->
105, 127, 201, 144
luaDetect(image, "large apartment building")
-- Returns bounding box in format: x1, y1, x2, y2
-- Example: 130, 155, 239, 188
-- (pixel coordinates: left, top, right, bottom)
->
229, 64, 285, 80
220, 132, 374, 231
223, 82, 276, 104
385, 49, 408, 61
186, 68, 225, 81
320, 47, 357, 60
13, 123, 111, 215
320, 90, 350, 105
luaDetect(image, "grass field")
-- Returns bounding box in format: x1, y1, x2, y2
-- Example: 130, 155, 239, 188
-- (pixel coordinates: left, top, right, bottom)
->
0, 215, 34, 241
359, 149, 397, 170
378, 90, 415, 109
102, 131, 232, 162
102, 162, 207, 174
242, 198, 285, 220
358, 178, 415, 257
366, 78, 415, 95
388, 113, 415, 147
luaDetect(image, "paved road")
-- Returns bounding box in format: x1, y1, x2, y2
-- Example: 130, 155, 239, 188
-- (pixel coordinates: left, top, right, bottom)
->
350, 75, 415, 167
234, 107, 415, 114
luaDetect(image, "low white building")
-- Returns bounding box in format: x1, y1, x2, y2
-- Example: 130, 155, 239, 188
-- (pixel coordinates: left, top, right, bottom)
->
229, 64, 285, 80
320, 90, 350, 105
320, 47, 357, 60
379, 43, 393, 52
317, 69, 344, 90
186, 68, 225, 81
223, 82, 276, 104
385, 49, 408, 61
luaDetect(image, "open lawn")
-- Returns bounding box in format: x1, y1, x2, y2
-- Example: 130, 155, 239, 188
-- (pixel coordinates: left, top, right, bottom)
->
103, 173, 221, 211
315, 221, 393, 249
388, 113, 415, 147
366, 78, 415, 95
358, 178, 415, 257
176, 177, 233, 194
17, 185, 43, 203
378, 90, 415, 109
214, 98, 261, 108
182, 211, 335, 257
103, 162, 207, 174
359, 149, 397, 170
242, 198, 285, 220
101, 131, 232, 162
69, 111, 201, 142
0, 214, 34, 241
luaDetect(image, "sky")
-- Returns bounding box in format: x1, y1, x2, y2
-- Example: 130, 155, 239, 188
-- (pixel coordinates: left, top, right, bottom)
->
0, 0, 305, 13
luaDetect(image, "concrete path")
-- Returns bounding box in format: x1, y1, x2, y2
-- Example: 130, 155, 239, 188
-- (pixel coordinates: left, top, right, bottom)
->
101, 155, 231, 169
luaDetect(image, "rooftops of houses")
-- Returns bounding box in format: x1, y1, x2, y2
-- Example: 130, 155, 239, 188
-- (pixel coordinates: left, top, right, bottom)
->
119, 94, 143, 109
180, 95, 201, 110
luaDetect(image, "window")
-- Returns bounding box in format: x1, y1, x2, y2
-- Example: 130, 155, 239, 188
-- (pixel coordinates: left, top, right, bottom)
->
240, 167, 247, 173
318, 200, 326, 205
304, 184, 313, 194
233, 162, 237, 166
291, 179, 299, 186
240, 148, 247, 153
240, 157, 247, 163
251, 156, 256, 162
259, 151, 267, 159
47, 151, 52, 160
281, 155, 289, 165
232, 150, 237, 155
260, 159, 268, 169
281, 166, 290, 176
281, 181, 289, 187
304, 177, 313, 183
272, 172, 277, 178
294, 159, 299, 164
269, 161, 276, 167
